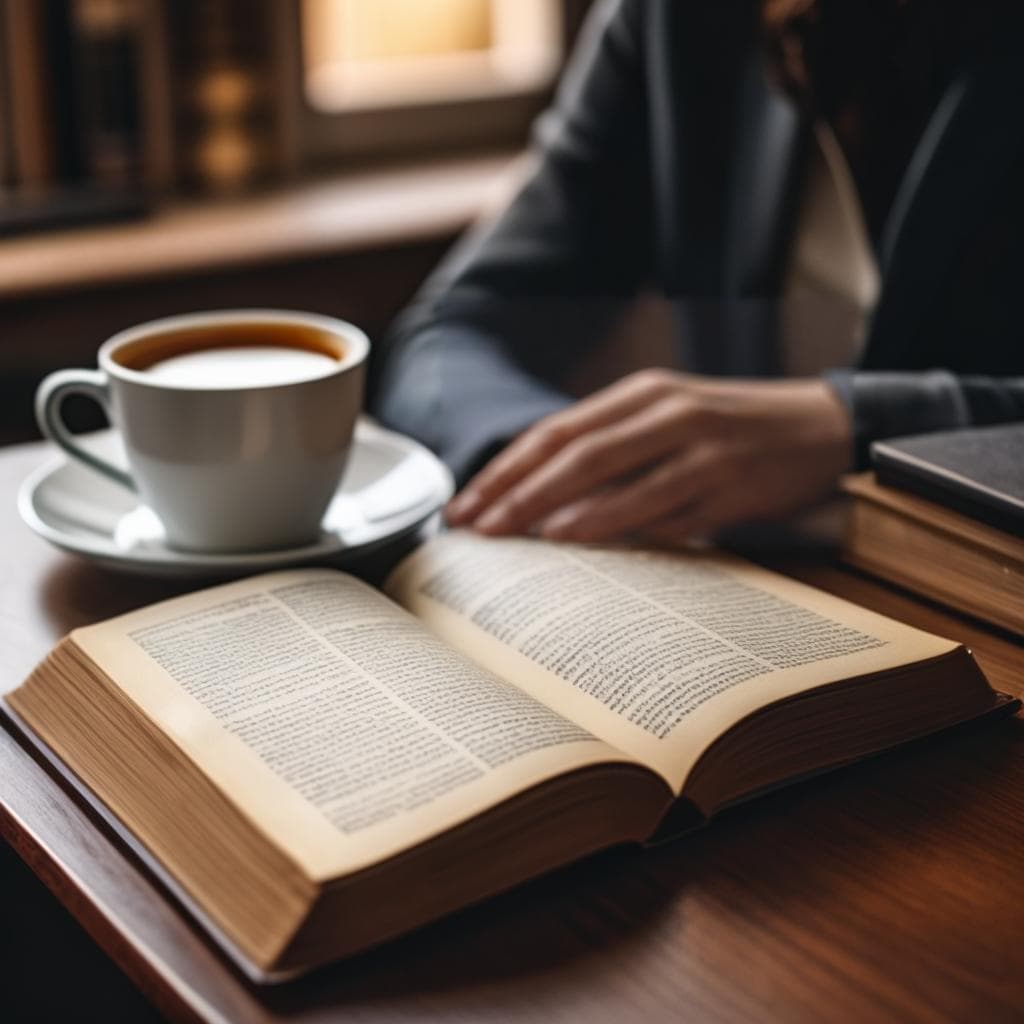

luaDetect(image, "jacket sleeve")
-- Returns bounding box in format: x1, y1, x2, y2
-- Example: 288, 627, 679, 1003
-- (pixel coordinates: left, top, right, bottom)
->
372, 0, 653, 483
825, 369, 1024, 468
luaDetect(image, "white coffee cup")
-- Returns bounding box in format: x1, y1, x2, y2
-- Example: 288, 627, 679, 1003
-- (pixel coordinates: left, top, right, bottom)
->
35, 309, 369, 552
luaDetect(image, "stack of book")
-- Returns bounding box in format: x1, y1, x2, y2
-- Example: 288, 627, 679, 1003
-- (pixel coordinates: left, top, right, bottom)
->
0, 0, 296, 233
841, 424, 1024, 636
0, 0, 166, 232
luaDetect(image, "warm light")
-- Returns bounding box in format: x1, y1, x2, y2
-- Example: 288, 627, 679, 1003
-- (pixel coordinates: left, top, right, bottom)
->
325, 0, 492, 61
303, 0, 561, 112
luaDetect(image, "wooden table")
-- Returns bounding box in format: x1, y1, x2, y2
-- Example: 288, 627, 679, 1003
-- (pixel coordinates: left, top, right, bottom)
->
2, 439, 1022, 1023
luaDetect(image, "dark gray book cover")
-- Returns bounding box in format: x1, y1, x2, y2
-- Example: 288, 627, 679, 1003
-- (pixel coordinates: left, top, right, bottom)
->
871, 425, 1024, 536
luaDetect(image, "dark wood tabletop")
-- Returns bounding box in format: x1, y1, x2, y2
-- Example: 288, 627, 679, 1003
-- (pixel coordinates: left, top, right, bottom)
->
2, 438, 1023, 1024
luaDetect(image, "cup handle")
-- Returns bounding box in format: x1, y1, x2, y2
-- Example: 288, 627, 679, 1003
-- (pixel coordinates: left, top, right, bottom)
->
35, 369, 136, 491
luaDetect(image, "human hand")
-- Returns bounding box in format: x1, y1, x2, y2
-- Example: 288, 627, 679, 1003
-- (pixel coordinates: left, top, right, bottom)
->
445, 369, 852, 546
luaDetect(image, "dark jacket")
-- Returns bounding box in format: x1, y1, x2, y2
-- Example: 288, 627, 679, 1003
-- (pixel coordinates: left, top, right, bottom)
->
374, 0, 1024, 482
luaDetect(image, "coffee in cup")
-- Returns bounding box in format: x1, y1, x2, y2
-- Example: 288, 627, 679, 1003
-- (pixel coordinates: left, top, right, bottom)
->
35, 309, 369, 552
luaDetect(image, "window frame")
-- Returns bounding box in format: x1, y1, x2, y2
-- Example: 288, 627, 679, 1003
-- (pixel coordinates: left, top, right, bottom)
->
271, 0, 592, 171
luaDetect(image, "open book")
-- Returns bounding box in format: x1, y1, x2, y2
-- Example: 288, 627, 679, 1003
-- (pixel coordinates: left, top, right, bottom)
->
6, 532, 1014, 981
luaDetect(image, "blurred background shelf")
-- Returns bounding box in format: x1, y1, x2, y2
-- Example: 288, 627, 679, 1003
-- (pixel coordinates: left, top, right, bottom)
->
0, 152, 514, 302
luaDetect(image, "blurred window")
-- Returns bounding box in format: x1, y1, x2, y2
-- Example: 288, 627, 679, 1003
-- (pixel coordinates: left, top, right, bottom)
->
302, 0, 561, 113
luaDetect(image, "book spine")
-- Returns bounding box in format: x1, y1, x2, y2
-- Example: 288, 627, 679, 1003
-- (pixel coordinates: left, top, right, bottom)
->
135, 0, 173, 193
4, 0, 56, 189
45, 0, 91, 185
843, 501, 1024, 637
0, 0, 11, 190
70, 0, 145, 191
168, 0, 287, 195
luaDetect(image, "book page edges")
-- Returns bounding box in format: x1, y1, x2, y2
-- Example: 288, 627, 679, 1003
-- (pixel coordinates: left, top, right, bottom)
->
680, 646, 1011, 816
276, 763, 673, 973
6, 638, 315, 972
0, 697, 299, 984
842, 472, 1024, 558
650, 649, 1015, 843
65, 570, 637, 883
4, 679, 671, 978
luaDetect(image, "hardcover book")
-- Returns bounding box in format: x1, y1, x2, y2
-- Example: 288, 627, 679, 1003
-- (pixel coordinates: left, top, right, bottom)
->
871, 424, 1024, 536
6, 532, 1014, 981
842, 472, 1024, 636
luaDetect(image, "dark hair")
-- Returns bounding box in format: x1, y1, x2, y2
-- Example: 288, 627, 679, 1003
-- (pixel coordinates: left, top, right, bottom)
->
760, 0, 818, 101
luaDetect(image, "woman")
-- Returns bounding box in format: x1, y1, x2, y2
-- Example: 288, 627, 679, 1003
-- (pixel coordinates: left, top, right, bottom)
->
374, 0, 1024, 545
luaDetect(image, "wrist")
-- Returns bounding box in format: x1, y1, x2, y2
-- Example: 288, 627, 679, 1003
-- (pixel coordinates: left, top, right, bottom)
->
759, 378, 853, 474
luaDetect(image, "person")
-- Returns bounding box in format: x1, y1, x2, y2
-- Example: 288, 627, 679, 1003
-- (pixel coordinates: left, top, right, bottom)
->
373, 0, 1024, 546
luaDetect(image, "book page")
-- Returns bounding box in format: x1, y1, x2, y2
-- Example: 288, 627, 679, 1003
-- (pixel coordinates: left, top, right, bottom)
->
386, 533, 958, 791
71, 570, 632, 882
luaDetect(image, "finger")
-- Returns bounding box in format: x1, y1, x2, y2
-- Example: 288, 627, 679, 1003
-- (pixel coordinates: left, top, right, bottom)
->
447, 371, 677, 524
539, 446, 721, 542
473, 395, 699, 535
636, 487, 747, 549
445, 421, 570, 525
635, 506, 718, 549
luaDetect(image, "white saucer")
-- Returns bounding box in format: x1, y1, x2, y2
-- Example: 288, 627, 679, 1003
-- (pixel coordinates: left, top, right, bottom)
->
18, 419, 453, 578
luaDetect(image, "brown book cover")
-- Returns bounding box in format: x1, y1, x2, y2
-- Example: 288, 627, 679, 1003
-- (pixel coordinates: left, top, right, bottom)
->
3, 0, 55, 188
842, 472, 1024, 636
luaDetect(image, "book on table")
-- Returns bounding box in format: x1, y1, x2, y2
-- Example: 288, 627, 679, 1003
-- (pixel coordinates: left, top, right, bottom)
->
842, 472, 1024, 636
5, 532, 1016, 981
870, 424, 1024, 536
841, 424, 1024, 636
